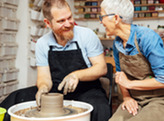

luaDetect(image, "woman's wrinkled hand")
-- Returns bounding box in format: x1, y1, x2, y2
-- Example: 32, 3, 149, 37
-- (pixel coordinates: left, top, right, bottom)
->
121, 97, 138, 116
58, 73, 79, 95
115, 71, 131, 89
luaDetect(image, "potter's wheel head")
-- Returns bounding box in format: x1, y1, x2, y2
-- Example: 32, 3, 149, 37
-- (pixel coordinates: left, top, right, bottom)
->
25, 107, 77, 118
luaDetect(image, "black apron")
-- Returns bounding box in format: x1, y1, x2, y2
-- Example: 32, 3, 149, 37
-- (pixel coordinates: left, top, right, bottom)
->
48, 41, 111, 121
48, 41, 101, 95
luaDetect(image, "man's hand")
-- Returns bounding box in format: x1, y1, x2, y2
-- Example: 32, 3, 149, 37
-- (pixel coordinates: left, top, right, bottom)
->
35, 85, 49, 109
121, 97, 138, 116
58, 73, 79, 95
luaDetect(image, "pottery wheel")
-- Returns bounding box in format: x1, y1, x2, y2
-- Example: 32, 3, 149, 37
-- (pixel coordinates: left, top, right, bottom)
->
25, 107, 78, 118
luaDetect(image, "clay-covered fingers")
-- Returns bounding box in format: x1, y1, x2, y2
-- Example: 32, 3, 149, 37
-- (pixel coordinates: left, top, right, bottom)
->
35, 86, 49, 109
58, 79, 70, 95
71, 84, 76, 92
59, 80, 75, 95
63, 81, 70, 95
58, 79, 66, 91
58, 74, 79, 95
67, 82, 76, 93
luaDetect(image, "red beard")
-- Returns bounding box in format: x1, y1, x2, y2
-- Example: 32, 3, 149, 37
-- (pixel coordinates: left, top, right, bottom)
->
55, 24, 74, 41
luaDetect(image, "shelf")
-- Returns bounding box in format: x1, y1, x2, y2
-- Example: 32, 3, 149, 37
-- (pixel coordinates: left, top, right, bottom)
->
134, 10, 164, 13
86, 0, 102, 1
134, 3, 164, 7
0, 2, 18, 9
0, 30, 17, 34
100, 37, 163, 41
75, 0, 102, 2
75, 18, 99, 20
74, 1, 164, 21
74, 11, 99, 14
75, 5, 100, 8
0, 0, 19, 92
75, 16, 164, 21
75, 10, 164, 14
133, 16, 164, 20
0, 16, 19, 22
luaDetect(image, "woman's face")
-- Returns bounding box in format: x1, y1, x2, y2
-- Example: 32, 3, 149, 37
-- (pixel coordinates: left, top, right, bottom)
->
100, 8, 116, 36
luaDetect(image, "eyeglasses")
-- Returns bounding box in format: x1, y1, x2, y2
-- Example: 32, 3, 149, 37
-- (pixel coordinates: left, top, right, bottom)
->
99, 14, 123, 22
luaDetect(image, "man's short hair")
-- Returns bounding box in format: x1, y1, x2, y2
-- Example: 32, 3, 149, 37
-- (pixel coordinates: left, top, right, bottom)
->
42, 0, 70, 21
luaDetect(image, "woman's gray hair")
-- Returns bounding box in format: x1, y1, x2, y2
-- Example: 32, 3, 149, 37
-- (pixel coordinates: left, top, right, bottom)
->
100, 0, 134, 24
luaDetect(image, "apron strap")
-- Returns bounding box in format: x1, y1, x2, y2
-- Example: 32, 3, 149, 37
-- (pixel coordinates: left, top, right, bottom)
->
49, 46, 53, 51
70, 41, 80, 50
134, 33, 141, 54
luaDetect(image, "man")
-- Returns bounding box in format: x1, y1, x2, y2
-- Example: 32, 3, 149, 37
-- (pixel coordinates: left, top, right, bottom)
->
35, 0, 112, 121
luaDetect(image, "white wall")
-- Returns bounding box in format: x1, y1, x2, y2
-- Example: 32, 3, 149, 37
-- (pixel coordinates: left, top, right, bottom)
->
66, 0, 74, 13
16, 0, 31, 89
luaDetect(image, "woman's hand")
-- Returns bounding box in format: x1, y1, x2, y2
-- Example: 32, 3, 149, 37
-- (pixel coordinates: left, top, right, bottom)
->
122, 97, 138, 116
115, 71, 131, 89
58, 73, 79, 95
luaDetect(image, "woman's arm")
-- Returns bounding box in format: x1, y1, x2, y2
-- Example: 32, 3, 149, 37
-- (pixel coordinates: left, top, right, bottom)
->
115, 71, 164, 90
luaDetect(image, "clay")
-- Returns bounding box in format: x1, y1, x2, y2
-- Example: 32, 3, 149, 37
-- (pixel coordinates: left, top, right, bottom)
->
25, 93, 77, 117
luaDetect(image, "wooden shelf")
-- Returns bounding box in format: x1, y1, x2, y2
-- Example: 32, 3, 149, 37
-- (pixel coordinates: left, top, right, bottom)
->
133, 3, 164, 20
134, 10, 164, 13
0, 16, 19, 22
86, 0, 102, 1
75, 5, 100, 8
74, 1, 164, 21
133, 16, 164, 20
134, 3, 164, 7
74, 16, 98, 21
74, 12, 100, 14
75, 0, 102, 2
74, 0, 102, 20
75, 17, 164, 21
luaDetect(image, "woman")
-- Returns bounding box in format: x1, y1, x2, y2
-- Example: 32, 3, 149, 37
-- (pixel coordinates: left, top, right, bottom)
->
100, 0, 164, 121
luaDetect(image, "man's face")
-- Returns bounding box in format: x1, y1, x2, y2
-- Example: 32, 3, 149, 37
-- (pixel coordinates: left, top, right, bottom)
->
49, 5, 74, 41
